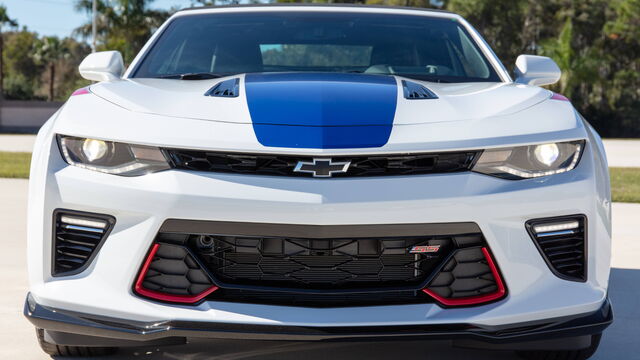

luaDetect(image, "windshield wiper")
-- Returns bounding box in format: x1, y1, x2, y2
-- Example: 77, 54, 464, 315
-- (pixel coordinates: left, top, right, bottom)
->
157, 72, 228, 80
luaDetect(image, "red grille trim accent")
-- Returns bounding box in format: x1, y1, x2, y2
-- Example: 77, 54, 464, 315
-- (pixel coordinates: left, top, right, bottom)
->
422, 247, 506, 307
134, 243, 218, 304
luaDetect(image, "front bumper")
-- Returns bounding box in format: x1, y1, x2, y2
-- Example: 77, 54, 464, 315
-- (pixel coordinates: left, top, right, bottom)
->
27, 133, 612, 330
24, 294, 612, 350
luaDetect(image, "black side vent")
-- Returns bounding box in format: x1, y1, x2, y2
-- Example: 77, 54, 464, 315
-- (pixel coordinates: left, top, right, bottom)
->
526, 215, 587, 282
205, 78, 239, 97
402, 80, 438, 100
52, 210, 115, 276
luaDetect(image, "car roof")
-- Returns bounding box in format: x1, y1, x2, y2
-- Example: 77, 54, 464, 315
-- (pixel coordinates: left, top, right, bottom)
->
176, 3, 454, 16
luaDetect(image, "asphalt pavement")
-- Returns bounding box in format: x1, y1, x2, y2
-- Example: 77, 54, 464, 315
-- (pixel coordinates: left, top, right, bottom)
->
0, 178, 638, 359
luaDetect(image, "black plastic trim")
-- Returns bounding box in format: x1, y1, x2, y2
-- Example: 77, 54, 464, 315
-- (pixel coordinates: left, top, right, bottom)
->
51, 209, 116, 277
24, 293, 612, 347
159, 219, 481, 238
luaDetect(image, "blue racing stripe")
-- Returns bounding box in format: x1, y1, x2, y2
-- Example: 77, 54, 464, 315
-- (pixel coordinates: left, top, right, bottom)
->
245, 73, 397, 149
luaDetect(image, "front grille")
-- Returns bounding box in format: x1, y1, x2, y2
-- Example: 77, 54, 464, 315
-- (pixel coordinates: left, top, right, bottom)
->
52, 210, 115, 276
163, 150, 480, 178
526, 215, 587, 281
194, 235, 456, 290
136, 221, 507, 307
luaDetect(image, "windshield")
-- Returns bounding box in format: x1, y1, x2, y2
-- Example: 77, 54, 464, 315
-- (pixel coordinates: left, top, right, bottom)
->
132, 11, 502, 83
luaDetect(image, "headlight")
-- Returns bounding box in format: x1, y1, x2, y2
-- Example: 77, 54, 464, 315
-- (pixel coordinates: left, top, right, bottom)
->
472, 140, 585, 180
57, 135, 170, 176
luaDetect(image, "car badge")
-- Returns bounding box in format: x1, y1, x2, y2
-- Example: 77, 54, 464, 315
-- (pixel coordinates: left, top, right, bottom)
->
294, 158, 351, 178
409, 245, 441, 254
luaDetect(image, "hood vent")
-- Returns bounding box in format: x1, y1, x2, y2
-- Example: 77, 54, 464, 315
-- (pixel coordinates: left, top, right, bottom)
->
205, 78, 239, 98
402, 80, 438, 100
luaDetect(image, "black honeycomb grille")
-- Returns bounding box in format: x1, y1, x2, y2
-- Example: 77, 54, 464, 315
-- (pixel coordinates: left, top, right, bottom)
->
527, 215, 587, 282
425, 247, 498, 298
140, 243, 215, 296
163, 150, 479, 178
193, 235, 456, 290
140, 222, 506, 307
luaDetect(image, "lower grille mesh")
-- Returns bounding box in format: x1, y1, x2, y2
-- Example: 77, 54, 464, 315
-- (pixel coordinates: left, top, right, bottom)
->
136, 221, 507, 307
193, 235, 455, 290
140, 243, 214, 296
425, 247, 498, 298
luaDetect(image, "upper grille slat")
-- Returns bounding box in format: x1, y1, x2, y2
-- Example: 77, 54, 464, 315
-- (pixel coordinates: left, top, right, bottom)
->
165, 150, 480, 178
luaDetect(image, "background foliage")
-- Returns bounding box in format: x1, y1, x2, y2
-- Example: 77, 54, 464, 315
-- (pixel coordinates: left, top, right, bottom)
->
1, 0, 638, 137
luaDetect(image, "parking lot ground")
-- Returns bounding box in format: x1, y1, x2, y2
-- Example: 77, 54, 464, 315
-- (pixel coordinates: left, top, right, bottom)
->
0, 178, 638, 359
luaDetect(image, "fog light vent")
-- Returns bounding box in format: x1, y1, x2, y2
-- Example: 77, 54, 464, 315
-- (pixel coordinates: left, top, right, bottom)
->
526, 215, 586, 282
53, 210, 115, 276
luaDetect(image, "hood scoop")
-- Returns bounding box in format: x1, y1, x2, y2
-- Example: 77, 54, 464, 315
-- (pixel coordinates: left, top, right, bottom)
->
205, 78, 240, 97
402, 80, 438, 100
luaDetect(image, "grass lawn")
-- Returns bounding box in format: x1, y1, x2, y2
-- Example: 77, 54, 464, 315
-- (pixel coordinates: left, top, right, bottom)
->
0, 152, 638, 203
0, 152, 31, 179
610, 167, 640, 203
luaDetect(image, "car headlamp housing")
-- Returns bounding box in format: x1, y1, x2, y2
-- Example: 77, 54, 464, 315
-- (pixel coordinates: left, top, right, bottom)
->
472, 140, 585, 180
57, 135, 170, 176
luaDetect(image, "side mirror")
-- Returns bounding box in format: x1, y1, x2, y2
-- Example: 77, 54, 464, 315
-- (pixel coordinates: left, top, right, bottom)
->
514, 55, 561, 86
79, 51, 125, 82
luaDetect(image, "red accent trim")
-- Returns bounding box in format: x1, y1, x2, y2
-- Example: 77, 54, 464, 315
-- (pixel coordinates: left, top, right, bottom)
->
422, 247, 506, 307
550, 93, 570, 102
71, 87, 91, 96
134, 243, 218, 304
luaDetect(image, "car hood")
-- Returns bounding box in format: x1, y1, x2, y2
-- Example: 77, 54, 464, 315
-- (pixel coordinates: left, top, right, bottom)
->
62, 72, 583, 152
90, 73, 551, 126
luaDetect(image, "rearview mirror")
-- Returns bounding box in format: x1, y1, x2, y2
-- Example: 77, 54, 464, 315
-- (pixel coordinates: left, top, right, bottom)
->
514, 55, 561, 86
79, 51, 124, 82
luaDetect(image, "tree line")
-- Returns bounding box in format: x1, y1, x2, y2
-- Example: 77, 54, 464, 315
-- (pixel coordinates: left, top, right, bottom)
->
1, 0, 638, 137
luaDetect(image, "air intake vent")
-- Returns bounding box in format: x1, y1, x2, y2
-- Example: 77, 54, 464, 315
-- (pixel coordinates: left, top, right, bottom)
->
402, 80, 438, 100
139, 221, 506, 307
134, 243, 218, 304
205, 78, 239, 97
53, 210, 115, 276
423, 247, 506, 306
526, 215, 587, 282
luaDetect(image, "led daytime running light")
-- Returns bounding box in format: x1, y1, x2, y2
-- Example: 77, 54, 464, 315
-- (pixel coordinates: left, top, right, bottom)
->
533, 221, 580, 234
60, 216, 107, 229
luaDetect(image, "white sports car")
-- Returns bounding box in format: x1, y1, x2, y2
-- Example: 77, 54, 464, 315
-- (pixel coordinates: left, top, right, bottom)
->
24, 4, 612, 360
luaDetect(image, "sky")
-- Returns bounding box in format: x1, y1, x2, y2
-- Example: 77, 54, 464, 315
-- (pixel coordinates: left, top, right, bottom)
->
1, 0, 195, 39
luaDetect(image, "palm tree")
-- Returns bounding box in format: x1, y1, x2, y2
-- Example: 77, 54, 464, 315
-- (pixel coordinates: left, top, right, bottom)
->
73, 0, 168, 63
33, 37, 68, 101
0, 5, 18, 97
540, 18, 598, 98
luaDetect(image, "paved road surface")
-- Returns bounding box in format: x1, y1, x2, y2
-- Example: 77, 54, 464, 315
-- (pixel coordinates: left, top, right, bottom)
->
0, 135, 36, 153
602, 139, 640, 167
1, 135, 639, 167
0, 179, 638, 359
